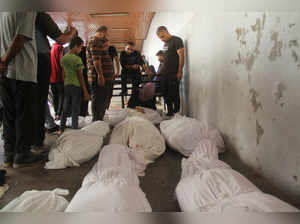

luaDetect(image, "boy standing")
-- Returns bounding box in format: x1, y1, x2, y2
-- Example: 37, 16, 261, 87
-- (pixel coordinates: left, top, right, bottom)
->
59, 37, 89, 135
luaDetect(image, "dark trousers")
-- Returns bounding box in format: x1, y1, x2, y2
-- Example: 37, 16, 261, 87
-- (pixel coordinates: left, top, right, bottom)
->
161, 76, 180, 115
60, 85, 82, 131
32, 53, 51, 146
50, 82, 64, 117
79, 71, 89, 116
106, 81, 114, 110
91, 81, 112, 121
121, 72, 141, 95
0, 78, 33, 157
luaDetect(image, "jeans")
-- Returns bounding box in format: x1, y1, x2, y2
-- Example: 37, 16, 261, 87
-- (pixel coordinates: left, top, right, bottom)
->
50, 82, 64, 117
60, 85, 82, 131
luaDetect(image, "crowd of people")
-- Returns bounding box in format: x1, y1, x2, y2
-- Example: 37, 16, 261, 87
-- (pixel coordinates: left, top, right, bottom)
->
0, 12, 185, 169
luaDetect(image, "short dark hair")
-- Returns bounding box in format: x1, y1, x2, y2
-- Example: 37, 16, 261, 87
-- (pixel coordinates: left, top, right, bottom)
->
126, 41, 135, 47
156, 26, 168, 34
96, 25, 108, 33
156, 50, 164, 56
69, 36, 83, 49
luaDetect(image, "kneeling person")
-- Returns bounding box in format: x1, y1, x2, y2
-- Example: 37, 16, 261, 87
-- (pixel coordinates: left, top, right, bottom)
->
59, 37, 89, 135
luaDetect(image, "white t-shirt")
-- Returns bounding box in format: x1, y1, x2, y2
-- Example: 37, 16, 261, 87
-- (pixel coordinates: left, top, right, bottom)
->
0, 12, 37, 83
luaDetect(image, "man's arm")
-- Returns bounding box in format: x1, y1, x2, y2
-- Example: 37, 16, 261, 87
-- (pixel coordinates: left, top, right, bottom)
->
77, 69, 89, 101
36, 12, 76, 45
55, 26, 76, 45
114, 55, 120, 77
0, 34, 29, 74
93, 59, 105, 86
177, 48, 185, 80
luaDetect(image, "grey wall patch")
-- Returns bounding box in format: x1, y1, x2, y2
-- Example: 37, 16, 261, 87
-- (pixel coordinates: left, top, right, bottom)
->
289, 23, 296, 28
256, 120, 264, 145
272, 81, 286, 104
269, 32, 283, 61
250, 89, 263, 113
289, 40, 299, 48
292, 50, 298, 62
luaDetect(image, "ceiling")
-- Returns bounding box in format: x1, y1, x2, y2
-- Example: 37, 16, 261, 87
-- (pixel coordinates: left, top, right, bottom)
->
49, 11, 155, 52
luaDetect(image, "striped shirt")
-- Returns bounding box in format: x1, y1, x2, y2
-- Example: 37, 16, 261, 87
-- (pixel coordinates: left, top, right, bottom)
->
86, 36, 114, 85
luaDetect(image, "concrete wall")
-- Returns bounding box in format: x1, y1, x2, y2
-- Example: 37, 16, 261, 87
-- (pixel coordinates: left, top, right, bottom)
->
142, 12, 300, 197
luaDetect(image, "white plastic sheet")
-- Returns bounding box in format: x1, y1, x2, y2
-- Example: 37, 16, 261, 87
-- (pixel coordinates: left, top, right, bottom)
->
1, 188, 69, 212
127, 107, 163, 125
210, 191, 299, 212
66, 170, 152, 212
104, 109, 129, 127
110, 117, 166, 163
45, 130, 104, 169
82, 144, 146, 187
160, 115, 225, 157
81, 120, 110, 138
66, 145, 151, 212
176, 168, 260, 212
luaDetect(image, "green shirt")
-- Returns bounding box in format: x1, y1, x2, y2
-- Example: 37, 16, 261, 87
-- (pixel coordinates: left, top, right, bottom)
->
61, 53, 84, 87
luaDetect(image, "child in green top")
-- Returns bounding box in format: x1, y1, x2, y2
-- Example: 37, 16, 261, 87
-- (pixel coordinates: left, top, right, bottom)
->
59, 36, 89, 135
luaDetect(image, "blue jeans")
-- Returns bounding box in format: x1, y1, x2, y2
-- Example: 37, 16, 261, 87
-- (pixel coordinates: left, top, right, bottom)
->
60, 85, 82, 131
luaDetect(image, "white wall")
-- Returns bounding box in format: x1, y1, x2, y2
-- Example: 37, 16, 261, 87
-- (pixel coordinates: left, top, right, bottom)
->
143, 12, 300, 198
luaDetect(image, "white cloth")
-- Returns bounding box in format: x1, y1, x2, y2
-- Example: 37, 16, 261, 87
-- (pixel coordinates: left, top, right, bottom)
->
160, 115, 225, 157
45, 130, 104, 169
110, 117, 166, 163
176, 168, 260, 212
1, 188, 69, 212
209, 191, 299, 212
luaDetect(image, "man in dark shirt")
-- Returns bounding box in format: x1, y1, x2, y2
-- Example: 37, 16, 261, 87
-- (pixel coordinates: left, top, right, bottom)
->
86, 26, 114, 121
32, 12, 76, 152
156, 26, 185, 116
120, 41, 152, 95
107, 45, 120, 110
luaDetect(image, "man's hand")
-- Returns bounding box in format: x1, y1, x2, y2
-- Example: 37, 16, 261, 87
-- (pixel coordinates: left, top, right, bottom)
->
98, 75, 105, 87
84, 91, 90, 101
114, 71, 120, 78
177, 70, 183, 81
132, 64, 139, 70
0, 58, 8, 74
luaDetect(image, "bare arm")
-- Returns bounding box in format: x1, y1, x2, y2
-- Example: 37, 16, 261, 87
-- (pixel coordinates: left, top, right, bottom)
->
1, 34, 28, 69
55, 26, 76, 45
93, 59, 105, 86
77, 69, 89, 100
114, 55, 120, 77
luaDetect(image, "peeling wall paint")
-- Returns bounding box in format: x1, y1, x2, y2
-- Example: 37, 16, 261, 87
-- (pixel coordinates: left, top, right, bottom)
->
143, 12, 300, 198
269, 32, 283, 61
249, 89, 263, 112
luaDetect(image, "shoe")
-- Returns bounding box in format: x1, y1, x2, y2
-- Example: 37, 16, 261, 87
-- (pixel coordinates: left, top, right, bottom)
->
31, 145, 47, 154
3, 154, 13, 168
47, 125, 59, 133
13, 152, 43, 169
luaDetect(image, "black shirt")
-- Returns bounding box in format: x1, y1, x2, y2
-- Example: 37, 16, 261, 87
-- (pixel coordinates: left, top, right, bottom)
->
35, 12, 62, 53
108, 46, 118, 62
120, 50, 144, 75
161, 35, 184, 76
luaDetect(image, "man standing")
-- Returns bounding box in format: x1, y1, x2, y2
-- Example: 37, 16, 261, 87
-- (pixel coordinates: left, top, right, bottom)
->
120, 41, 152, 96
107, 45, 120, 110
0, 12, 41, 168
156, 26, 184, 116
50, 42, 64, 120
32, 12, 76, 151
86, 26, 114, 121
